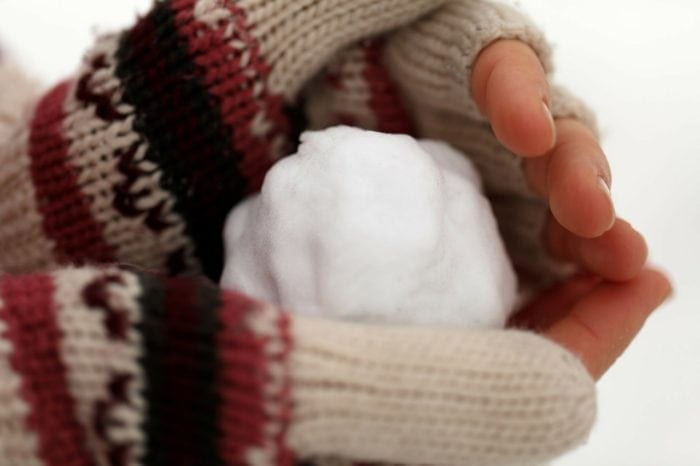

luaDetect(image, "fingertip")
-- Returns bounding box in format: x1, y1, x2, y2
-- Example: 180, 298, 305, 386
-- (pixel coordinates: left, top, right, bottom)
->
489, 78, 556, 157
544, 119, 615, 238
472, 40, 554, 157
549, 162, 615, 238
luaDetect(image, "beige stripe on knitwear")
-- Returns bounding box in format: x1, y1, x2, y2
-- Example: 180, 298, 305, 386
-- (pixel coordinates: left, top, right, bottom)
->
0, 127, 57, 273
52, 267, 147, 465
0, 53, 52, 274
288, 315, 596, 466
0, 52, 39, 142
0, 297, 43, 466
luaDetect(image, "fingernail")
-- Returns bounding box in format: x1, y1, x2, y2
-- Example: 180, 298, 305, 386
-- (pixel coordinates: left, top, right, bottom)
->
542, 101, 556, 149
597, 176, 616, 231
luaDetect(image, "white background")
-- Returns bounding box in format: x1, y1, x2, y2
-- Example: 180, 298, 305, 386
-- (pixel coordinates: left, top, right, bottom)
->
1, 1, 698, 465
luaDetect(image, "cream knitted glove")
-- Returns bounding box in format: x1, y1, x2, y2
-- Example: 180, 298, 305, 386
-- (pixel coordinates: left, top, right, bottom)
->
385, 0, 597, 285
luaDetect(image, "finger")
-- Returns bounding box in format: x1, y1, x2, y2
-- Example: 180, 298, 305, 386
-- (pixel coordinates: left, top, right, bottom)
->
545, 268, 672, 380
545, 217, 648, 281
471, 39, 555, 157
508, 274, 601, 331
525, 118, 615, 237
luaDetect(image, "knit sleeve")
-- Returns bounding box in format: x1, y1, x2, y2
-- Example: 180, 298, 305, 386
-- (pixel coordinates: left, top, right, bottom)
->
0, 266, 595, 466
0, 0, 451, 280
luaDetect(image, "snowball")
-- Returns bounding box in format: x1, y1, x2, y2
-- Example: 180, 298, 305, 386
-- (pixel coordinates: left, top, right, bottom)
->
221, 126, 517, 328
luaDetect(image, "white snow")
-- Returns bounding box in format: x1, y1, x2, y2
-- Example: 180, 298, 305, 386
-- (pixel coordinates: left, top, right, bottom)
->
221, 126, 517, 328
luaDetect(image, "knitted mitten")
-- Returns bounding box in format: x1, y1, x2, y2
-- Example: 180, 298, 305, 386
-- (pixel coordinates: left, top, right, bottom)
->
0, 0, 591, 287
0, 266, 595, 466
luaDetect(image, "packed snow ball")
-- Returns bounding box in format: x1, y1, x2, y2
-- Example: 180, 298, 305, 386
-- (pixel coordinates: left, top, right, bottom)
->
221, 126, 517, 328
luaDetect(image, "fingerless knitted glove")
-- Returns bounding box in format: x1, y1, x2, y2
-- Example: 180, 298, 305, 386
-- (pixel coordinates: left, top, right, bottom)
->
0, 266, 595, 466
0, 0, 593, 286
303, 0, 598, 284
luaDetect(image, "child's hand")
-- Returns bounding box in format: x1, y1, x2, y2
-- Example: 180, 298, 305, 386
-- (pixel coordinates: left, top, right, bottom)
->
512, 268, 671, 380
472, 40, 672, 379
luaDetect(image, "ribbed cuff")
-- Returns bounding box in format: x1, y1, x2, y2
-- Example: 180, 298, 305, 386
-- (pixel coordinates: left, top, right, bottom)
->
447, 0, 554, 108
383, 0, 553, 122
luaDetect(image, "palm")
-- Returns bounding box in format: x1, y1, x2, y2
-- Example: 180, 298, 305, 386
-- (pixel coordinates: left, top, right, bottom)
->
510, 270, 670, 380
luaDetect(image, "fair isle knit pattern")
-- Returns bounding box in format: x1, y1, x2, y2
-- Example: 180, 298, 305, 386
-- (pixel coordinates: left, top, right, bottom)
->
0, 0, 439, 280
63, 35, 199, 275
0, 0, 594, 285
0, 266, 595, 466
0, 266, 295, 466
51, 268, 147, 464
0, 0, 295, 278
0, 296, 43, 466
